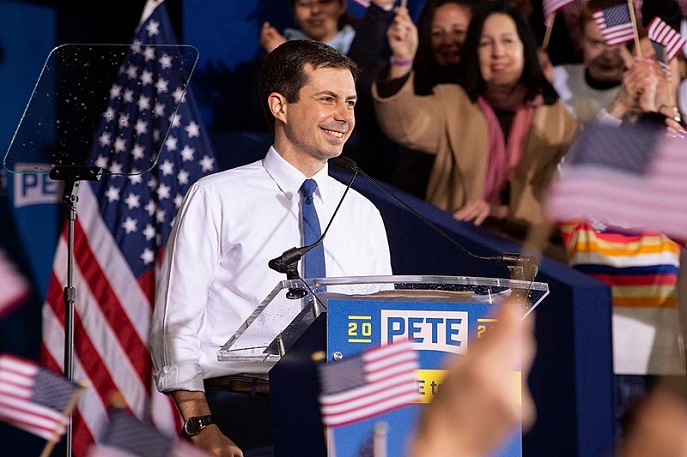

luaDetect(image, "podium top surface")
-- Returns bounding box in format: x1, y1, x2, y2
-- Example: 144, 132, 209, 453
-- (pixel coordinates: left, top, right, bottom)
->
217, 274, 547, 363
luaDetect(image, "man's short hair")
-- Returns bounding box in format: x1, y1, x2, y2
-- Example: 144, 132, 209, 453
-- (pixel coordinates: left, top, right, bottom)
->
258, 40, 359, 130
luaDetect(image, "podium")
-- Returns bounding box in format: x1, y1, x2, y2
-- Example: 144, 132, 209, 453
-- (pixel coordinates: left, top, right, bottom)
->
219, 275, 548, 457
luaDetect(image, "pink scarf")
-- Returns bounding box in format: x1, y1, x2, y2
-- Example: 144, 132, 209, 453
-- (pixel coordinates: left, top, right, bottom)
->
478, 87, 539, 205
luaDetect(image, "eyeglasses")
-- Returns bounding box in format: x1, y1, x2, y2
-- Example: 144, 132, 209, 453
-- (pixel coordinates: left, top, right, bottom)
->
295, 0, 338, 9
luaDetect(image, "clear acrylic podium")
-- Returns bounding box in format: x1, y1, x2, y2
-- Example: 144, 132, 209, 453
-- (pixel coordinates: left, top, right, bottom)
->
218, 274, 548, 457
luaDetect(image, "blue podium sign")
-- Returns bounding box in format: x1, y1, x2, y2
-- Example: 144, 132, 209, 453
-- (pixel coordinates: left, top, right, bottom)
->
326, 297, 522, 457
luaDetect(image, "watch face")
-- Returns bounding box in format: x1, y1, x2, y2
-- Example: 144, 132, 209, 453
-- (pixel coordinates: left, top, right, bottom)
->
184, 417, 201, 436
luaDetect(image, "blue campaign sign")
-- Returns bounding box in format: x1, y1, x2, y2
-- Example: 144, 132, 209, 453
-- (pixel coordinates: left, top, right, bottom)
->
326, 298, 522, 457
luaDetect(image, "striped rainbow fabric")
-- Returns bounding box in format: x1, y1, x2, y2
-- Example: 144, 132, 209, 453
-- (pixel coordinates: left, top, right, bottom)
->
558, 220, 684, 375
559, 220, 679, 309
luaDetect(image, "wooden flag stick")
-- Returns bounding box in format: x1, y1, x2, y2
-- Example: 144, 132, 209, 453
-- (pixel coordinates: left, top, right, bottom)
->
373, 421, 389, 457
39, 381, 88, 457
401, 0, 407, 9
543, 12, 556, 49
326, 426, 337, 457
627, 0, 641, 57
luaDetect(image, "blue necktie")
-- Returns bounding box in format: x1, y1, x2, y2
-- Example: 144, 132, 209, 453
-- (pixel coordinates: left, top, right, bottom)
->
300, 178, 326, 279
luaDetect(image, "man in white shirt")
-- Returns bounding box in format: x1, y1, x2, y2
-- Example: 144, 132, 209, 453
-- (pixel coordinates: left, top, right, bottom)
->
150, 39, 392, 457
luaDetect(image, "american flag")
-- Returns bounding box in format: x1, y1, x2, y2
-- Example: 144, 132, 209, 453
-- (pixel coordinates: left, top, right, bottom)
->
650, 40, 671, 73
542, 0, 574, 23
318, 338, 420, 428
352, 0, 372, 7
647, 16, 687, 62
0, 354, 82, 442
546, 121, 687, 241
0, 248, 30, 318
592, 3, 636, 46
86, 409, 210, 457
41, 1, 216, 455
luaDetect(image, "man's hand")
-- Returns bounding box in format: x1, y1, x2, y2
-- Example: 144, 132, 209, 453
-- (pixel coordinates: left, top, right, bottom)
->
190, 424, 244, 457
171, 390, 244, 457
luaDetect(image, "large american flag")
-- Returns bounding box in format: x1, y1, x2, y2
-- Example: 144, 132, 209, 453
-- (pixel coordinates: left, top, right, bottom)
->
41, 1, 216, 455
647, 16, 687, 62
86, 409, 209, 457
546, 121, 687, 242
0, 354, 82, 442
318, 338, 420, 428
592, 3, 636, 46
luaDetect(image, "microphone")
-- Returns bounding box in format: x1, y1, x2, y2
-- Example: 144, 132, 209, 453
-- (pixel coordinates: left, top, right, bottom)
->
330, 156, 538, 279
268, 165, 359, 292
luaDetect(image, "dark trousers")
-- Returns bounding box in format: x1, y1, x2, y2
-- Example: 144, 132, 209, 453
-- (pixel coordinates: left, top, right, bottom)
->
205, 384, 274, 457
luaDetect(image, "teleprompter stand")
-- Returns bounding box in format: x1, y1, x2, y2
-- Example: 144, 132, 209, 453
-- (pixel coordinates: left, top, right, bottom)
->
3, 43, 197, 457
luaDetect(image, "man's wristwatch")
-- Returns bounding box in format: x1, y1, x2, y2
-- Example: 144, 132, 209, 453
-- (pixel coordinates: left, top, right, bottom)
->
183, 415, 215, 436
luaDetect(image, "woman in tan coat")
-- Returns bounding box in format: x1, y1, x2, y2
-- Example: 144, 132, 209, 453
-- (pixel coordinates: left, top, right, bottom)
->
374, 1, 578, 234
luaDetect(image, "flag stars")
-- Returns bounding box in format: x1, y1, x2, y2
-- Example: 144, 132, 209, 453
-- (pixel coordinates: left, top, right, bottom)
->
110, 84, 122, 100
125, 65, 138, 80
95, 155, 109, 169
143, 46, 156, 62
172, 87, 185, 104
159, 160, 175, 176
140, 70, 154, 86
148, 177, 159, 191
98, 132, 112, 148
177, 169, 190, 185
131, 144, 146, 160
154, 102, 166, 118
123, 89, 135, 104
156, 208, 167, 223
157, 183, 171, 200
114, 137, 127, 153
124, 193, 140, 209
155, 77, 169, 94
165, 135, 178, 152
185, 121, 200, 138
118, 113, 130, 129
200, 155, 216, 172
103, 107, 116, 122
109, 161, 123, 175
137, 95, 151, 111
146, 20, 160, 37
105, 186, 121, 203
159, 53, 173, 69
145, 200, 157, 217
180, 145, 195, 161
143, 224, 157, 241
134, 119, 148, 136
171, 114, 181, 128
140, 248, 155, 265
122, 217, 138, 234
128, 171, 143, 185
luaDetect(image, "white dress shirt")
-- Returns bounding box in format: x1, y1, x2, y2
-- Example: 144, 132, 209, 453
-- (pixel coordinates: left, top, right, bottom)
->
150, 147, 392, 392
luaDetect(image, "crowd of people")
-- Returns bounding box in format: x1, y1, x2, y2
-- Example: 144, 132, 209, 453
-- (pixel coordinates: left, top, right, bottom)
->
149, 0, 687, 456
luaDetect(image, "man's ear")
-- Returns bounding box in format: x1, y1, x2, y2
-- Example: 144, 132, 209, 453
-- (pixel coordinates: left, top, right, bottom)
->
268, 92, 288, 124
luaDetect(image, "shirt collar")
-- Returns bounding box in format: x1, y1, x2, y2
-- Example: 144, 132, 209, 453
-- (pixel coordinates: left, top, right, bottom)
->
263, 146, 331, 202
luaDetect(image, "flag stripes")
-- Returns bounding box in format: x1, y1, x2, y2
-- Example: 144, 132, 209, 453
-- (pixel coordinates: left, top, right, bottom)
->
592, 3, 635, 46
318, 339, 420, 428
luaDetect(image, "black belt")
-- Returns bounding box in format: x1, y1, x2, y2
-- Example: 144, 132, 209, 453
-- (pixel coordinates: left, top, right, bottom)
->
204, 375, 270, 397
